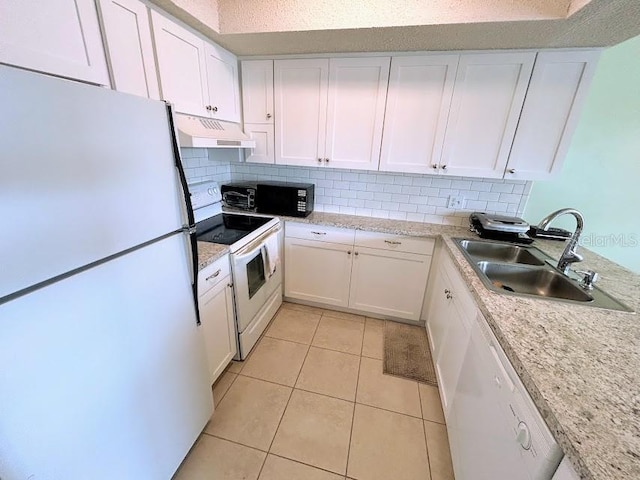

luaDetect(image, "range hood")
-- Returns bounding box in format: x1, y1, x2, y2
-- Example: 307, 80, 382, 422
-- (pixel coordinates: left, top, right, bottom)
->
175, 114, 256, 149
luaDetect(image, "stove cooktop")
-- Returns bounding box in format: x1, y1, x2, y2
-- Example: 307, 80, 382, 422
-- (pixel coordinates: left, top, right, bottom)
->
196, 213, 271, 245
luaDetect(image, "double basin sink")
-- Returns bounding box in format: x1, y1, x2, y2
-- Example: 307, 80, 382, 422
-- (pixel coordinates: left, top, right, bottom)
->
454, 239, 633, 312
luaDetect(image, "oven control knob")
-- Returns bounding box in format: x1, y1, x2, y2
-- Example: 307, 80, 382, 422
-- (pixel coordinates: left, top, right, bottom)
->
516, 421, 532, 450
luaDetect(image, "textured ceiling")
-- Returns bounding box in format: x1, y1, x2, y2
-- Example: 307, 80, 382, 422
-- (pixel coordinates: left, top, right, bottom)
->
218, 0, 573, 33
147, 0, 640, 55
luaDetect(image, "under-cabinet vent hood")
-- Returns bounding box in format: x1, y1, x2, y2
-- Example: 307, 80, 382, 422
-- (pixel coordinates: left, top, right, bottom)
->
175, 114, 255, 149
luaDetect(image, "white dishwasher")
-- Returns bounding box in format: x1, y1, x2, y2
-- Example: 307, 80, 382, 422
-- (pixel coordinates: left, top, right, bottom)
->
447, 310, 563, 480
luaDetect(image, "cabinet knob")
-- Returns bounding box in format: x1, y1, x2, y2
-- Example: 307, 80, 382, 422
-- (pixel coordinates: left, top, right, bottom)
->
432, 164, 438, 170
212, 106, 218, 112
266, 113, 272, 119
508, 168, 516, 174
354, 251, 359, 256
441, 165, 447, 170
205, 105, 212, 111
318, 158, 323, 163
347, 250, 352, 255
325, 158, 330, 163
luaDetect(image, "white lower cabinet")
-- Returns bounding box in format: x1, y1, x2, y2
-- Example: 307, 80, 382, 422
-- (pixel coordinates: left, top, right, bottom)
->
284, 237, 353, 308
284, 223, 433, 320
198, 257, 236, 386
427, 248, 563, 480
349, 247, 430, 320
425, 253, 474, 414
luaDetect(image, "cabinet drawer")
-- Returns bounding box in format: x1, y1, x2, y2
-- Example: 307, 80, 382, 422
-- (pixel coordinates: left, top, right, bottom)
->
286, 222, 355, 245
198, 255, 231, 296
355, 230, 435, 255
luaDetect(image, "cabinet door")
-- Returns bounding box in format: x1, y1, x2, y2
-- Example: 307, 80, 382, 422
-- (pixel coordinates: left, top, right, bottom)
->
435, 299, 470, 416
284, 237, 352, 308
97, 0, 160, 99
244, 123, 275, 164
425, 264, 453, 360
241, 60, 274, 124
505, 50, 600, 180
324, 57, 391, 170
150, 10, 208, 117
274, 59, 329, 166
439, 53, 535, 178
204, 42, 241, 123
199, 278, 237, 385
349, 247, 431, 321
380, 55, 458, 174
0, 0, 109, 85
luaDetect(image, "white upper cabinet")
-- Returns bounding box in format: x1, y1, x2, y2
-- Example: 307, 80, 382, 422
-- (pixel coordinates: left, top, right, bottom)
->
324, 57, 391, 170
380, 55, 458, 174
204, 42, 241, 123
274, 59, 329, 166
151, 10, 240, 121
241, 60, 274, 124
244, 123, 275, 163
505, 50, 600, 180
439, 52, 536, 178
274, 57, 390, 169
0, 0, 109, 85
97, 0, 160, 99
151, 10, 209, 117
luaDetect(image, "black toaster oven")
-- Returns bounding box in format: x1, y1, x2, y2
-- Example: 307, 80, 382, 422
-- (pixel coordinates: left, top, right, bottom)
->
220, 182, 257, 211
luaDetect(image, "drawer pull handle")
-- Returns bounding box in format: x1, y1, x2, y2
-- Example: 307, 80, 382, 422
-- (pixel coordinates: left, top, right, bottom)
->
206, 269, 222, 281
311, 231, 326, 235
384, 240, 402, 245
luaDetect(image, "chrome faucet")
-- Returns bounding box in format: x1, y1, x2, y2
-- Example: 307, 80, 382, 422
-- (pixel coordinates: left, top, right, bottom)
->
537, 208, 585, 275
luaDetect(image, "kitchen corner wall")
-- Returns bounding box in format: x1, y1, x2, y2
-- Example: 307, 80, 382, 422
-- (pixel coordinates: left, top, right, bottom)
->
181, 149, 532, 226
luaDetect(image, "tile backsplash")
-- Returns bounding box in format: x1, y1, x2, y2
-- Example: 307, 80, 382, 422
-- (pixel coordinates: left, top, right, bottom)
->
181, 148, 233, 185
181, 150, 532, 226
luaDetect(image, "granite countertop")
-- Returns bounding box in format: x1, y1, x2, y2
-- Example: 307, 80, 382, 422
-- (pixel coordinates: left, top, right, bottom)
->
282, 212, 640, 480
197, 241, 229, 271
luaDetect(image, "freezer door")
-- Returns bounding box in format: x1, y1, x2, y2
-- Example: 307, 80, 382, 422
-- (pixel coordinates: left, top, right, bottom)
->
0, 65, 188, 300
0, 234, 212, 480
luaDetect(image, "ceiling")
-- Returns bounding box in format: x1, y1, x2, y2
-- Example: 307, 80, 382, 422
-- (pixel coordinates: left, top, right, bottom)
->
149, 0, 640, 55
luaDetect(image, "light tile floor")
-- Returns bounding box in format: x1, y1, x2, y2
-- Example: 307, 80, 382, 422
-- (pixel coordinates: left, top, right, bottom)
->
174, 302, 455, 480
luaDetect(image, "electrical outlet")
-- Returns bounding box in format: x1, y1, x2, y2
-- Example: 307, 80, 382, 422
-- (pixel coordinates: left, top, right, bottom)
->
448, 195, 465, 209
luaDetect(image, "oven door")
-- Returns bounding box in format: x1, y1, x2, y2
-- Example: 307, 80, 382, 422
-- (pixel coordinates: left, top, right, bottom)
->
231, 226, 282, 333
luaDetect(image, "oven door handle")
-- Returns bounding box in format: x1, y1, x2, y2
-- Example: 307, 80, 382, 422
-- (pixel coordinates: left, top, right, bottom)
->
233, 225, 281, 259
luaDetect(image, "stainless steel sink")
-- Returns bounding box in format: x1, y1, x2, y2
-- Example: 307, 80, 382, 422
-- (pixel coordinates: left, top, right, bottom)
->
476, 261, 593, 302
453, 238, 634, 312
458, 239, 545, 266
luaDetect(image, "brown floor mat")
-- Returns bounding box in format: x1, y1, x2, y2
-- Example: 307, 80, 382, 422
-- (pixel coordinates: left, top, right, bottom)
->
383, 321, 437, 385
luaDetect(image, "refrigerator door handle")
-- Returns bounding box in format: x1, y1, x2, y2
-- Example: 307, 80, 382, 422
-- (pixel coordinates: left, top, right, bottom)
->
165, 102, 201, 326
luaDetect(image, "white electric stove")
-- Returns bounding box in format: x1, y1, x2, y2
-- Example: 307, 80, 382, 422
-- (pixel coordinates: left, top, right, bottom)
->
190, 181, 282, 360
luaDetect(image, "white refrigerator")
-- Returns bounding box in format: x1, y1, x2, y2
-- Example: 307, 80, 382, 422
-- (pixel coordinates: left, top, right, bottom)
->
0, 65, 212, 479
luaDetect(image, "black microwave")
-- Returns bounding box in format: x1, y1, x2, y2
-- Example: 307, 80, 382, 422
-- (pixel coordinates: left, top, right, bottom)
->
256, 181, 314, 217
